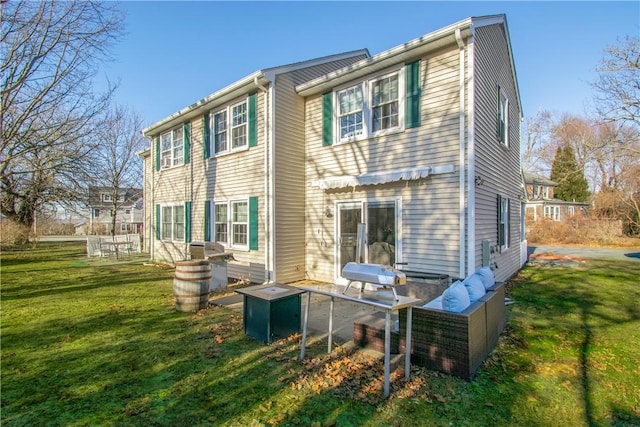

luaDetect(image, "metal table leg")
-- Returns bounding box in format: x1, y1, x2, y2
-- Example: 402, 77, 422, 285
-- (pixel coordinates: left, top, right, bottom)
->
405, 306, 412, 379
328, 296, 334, 353
300, 291, 311, 360
384, 309, 391, 398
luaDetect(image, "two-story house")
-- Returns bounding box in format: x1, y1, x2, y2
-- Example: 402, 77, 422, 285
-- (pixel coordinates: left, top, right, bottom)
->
142, 14, 525, 284
523, 171, 590, 222
88, 186, 143, 235
141, 50, 370, 282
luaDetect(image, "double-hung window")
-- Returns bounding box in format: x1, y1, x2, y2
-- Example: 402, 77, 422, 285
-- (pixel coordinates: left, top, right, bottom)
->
371, 74, 399, 132
336, 69, 404, 143
210, 198, 257, 250
212, 99, 248, 154
337, 85, 364, 140
214, 203, 228, 243
544, 205, 560, 221
497, 86, 509, 147
231, 201, 248, 247
160, 127, 184, 168
161, 204, 184, 241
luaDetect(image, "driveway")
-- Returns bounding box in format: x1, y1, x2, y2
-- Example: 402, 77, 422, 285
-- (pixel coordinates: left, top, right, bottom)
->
528, 245, 640, 262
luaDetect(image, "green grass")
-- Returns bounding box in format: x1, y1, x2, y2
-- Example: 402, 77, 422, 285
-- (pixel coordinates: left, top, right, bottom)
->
1, 242, 639, 426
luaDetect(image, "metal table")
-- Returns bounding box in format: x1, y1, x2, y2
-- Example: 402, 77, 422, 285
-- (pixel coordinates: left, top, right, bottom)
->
298, 284, 421, 398
102, 240, 132, 259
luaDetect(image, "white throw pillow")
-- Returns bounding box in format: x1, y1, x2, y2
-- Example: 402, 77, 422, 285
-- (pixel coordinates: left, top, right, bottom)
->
475, 266, 496, 290
463, 273, 486, 302
442, 280, 471, 313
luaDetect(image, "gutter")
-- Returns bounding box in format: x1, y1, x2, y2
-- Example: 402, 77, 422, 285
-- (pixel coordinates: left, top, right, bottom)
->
254, 76, 273, 284
142, 71, 268, 137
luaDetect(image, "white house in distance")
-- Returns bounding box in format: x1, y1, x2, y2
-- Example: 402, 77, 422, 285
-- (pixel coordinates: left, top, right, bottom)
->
141, 14, 525, 284
522, 171, 590, 222
88, 186, 143, 235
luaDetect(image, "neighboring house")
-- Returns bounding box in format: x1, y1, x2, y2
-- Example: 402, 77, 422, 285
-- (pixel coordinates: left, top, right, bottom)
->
142, 14, 525, 284
523, 171, 590, 222
88, 186, 143, 235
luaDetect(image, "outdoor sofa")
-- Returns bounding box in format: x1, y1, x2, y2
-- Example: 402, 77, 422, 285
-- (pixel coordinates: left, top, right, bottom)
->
397, 267, 506, 380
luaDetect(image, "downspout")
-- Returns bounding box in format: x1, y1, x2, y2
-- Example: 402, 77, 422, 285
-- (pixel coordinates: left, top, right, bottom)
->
455, 28, 467, 279
254, 76, 272, 283
467, 31, 476, 273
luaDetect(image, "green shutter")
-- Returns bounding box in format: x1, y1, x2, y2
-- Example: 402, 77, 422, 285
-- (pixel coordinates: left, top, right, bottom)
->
204, 200, 211, 242
322, 92, 333, 146
155, 204, 161, 240
155, 137, 160, 171
183, 122, 191, 164
203, 113, 210, 159
249, 196, 258, 250
185, 201, 192, 243
248, 93, 257, 147
405, 60, 421, 128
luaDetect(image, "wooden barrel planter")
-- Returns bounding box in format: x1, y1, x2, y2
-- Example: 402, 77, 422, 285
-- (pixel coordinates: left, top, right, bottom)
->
173, 260, 211, 312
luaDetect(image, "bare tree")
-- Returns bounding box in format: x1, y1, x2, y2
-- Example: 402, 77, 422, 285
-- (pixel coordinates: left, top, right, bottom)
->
0, 0, 123, 239
592, 35, 640, 128
521, 110, 555, 175
91, 105, 146, 236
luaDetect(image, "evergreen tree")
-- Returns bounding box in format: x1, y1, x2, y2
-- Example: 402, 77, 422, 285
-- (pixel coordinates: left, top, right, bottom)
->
550, 144, 590, 202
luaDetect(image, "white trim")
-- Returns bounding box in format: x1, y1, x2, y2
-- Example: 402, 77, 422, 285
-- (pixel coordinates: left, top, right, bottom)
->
334, 66, 405, 145
456, 29, 466, 279
333, 197, 403, 284
312, 165, 454, 190
467, 33, 476, 274
211, 198, 251, 251
159, 202, 185, 242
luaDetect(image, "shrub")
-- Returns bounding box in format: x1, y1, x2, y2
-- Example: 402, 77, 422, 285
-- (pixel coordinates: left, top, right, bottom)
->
0, 219, 32, 247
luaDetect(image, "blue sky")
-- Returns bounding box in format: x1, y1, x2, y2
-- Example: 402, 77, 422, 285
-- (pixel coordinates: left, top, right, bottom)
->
101, 1, 639, 129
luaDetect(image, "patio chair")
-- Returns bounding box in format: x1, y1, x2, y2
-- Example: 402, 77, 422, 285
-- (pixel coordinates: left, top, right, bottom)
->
126, 233, 141, 253
86, 236, 102, 257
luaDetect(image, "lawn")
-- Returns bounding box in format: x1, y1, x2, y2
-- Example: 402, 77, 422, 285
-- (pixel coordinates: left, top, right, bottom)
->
1, 242, 639, 426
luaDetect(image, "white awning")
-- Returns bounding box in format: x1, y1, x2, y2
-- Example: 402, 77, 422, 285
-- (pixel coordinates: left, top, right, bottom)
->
311, 165, 455, 190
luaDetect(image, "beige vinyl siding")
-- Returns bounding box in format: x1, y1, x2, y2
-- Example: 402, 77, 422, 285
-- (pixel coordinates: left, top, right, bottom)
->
304, 44, 464, 283
270, 57, 368, 283
472, 24, 521, 282
150, 92, 267, 273
204, 92, 266, 280
272, 73, 306, 283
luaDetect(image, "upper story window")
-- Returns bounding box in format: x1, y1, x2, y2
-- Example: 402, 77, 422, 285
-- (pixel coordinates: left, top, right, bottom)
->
497, 86, 509, 147
335, 68, 404, 144
160, 127, 184, 168
102, 194, 112, 202
212, 99, 248, 155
